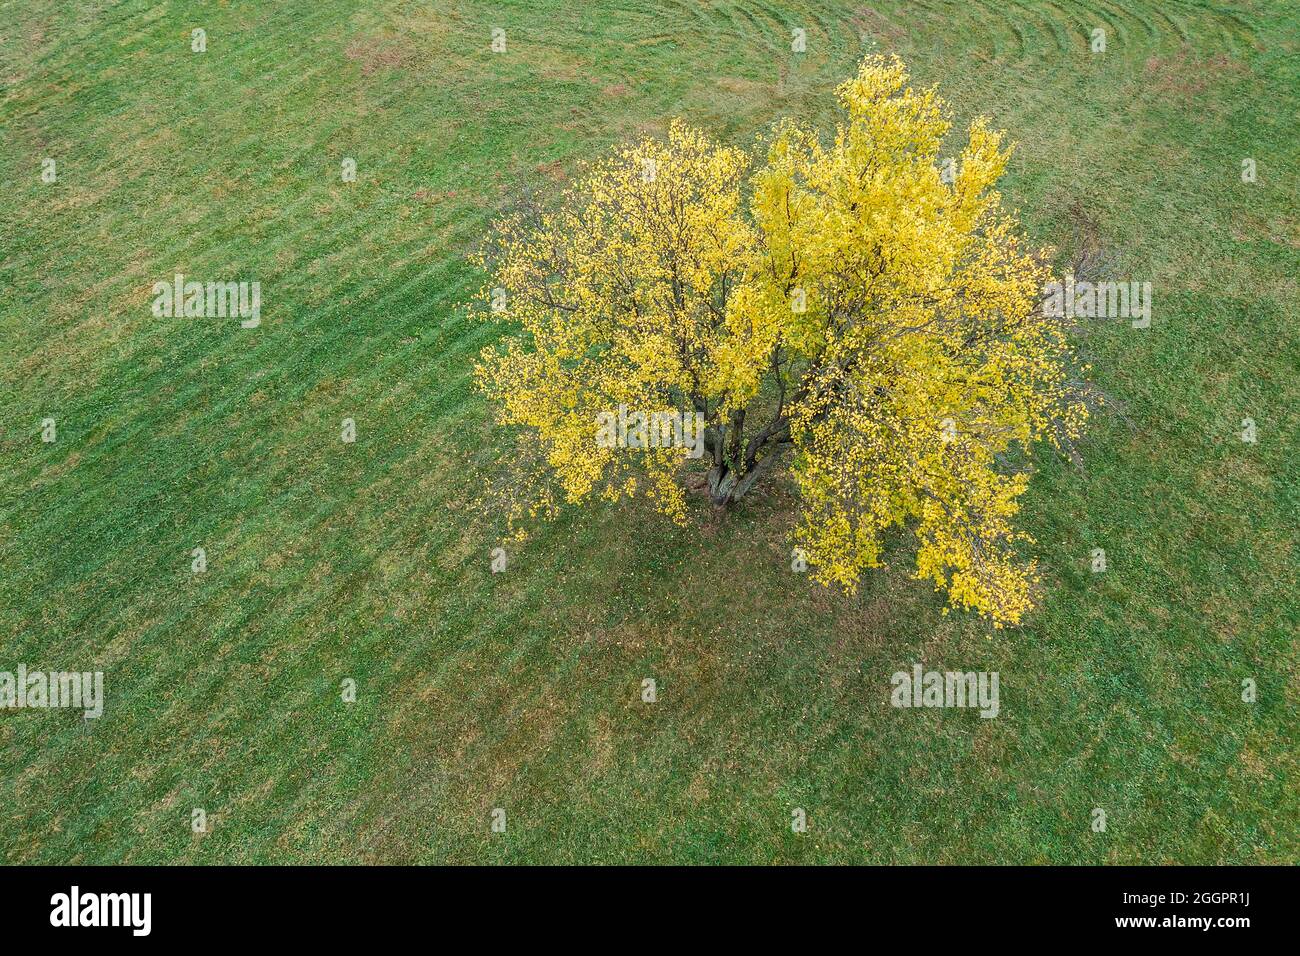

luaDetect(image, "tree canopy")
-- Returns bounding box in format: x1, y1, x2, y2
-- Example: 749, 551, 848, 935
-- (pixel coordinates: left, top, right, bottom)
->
472, 56, 1092, 626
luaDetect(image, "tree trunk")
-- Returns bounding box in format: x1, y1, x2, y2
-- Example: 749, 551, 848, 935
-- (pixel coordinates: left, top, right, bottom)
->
707, 464, 738, 507
700, 409, 788, 508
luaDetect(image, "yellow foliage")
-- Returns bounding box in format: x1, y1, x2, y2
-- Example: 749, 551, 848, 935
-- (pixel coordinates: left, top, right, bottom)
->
471, 56, 1091, 627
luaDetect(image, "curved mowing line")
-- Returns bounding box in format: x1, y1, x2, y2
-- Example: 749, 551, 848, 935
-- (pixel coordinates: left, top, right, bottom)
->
1001, 0, 1072, 69
902, 0, 1006, 64
1144, 2, 1193, 49
776, 0, 862, 70
649, 0, 726, 38
1068, 0, 1148, 53
731, 1, 795, 59
1034, 0, 1088, 56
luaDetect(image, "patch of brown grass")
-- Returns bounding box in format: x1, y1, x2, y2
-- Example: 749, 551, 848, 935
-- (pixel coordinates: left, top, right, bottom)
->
716, 76, 767, 96
536, 159, 567, 182
1143, 48, 1248, 100
850, 7, 907, 45
344, 37, 415, 75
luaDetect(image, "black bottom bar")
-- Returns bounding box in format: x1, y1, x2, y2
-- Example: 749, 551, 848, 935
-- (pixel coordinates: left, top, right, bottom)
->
0, 865, 1287, 941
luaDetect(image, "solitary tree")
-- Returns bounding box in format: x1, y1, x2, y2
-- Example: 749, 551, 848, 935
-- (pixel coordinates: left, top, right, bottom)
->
472, 56, 1091, 626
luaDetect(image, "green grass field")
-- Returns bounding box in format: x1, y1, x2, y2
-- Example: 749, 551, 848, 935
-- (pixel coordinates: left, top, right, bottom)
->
2, 0, 1296, 864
